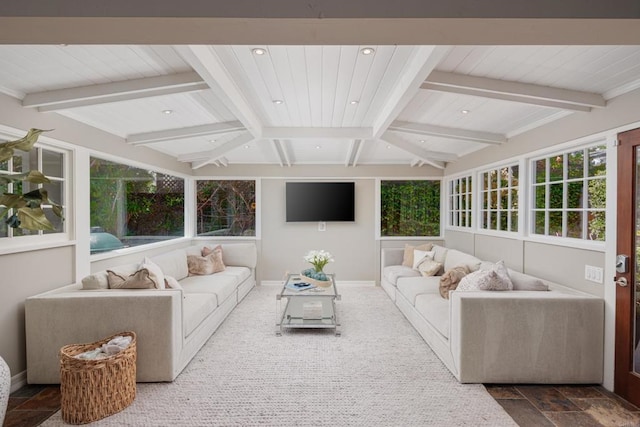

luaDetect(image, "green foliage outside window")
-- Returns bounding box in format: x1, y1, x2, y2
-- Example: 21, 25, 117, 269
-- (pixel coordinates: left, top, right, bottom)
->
381, 180, 440, 237
196, 180, 256, 236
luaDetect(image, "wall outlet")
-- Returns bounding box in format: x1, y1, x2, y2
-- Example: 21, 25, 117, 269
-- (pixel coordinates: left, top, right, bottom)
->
318, 221, 326, 232
584, 265, 604, 284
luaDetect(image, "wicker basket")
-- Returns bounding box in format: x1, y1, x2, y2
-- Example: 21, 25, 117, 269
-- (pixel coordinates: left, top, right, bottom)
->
301, 274, 332, 288
59, 331, 137, 425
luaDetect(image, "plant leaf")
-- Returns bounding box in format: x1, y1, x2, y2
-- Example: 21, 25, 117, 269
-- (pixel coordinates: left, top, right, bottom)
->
6, 128, 53, 151
17, 207, 54, 231
0, 171, 51, 185
52, 203, 64, 219
0, 193, 25, 209
0, 146, 13, 162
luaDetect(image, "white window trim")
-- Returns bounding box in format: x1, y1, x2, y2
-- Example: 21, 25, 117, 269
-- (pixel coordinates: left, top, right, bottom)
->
477, 161, 520, 234
446, 174, 473, 229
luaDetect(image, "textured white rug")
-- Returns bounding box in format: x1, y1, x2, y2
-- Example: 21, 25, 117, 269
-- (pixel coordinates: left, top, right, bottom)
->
44, 284, 517, 426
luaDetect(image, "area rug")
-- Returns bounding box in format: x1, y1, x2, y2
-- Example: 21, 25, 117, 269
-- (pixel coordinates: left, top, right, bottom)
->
43, 284, 517, 426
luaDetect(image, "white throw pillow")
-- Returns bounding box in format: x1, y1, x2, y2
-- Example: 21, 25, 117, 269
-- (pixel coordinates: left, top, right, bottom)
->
141, 257, 166, 289
457, 261, 513, 292
417, 259, 443, 277
412, 249, 435, 270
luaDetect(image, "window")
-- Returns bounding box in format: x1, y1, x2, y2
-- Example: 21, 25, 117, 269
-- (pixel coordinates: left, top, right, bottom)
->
0, 145, 66, 238
196, 180, 256, 237
480, 164, 519, 232
531, 144, 606, 241
380, 180, 441, 237
89, 158, 184, 253
448, 175, 472, 228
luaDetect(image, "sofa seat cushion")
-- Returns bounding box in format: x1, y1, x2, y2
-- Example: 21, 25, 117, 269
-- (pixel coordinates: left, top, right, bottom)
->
182, 293, 218, 336
397, 276, 441, 305
180, 274, 238, 304
216, 266, 251, 284
415, 293, 450, 339
383, 265, 421, 286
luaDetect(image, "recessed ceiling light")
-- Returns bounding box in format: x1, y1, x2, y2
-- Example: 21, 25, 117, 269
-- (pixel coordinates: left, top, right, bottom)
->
419, 139, 425, 143
209, 139, 216, 143
461, 109, 470, 114
349, 100, 359, 105
162, 109, 173, 115
386, 145, 391, 149
252, 48, 266, 56
315, 145, 321, 149
360, 47, 375, 55
244, 145, 250, 149
273, 99, 284, 105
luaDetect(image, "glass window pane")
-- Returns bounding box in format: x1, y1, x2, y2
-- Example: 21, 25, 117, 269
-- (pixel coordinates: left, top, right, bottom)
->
499, 212, 508, 231
461, 194, 466, 210
588, 211, 605, 241
42, 150, 63, 178
500, 167, 509, 187
588, 145, 606, 177
490, 170, 498, 189
588, 178, 606, 208
549, 155, 564, 181
42, 181, 63, 204
196, 180, 256, 237
535, 211, 546, 235
549, 211, 563, 237
535, 185, 546, 209
12, 153, 24, 173
483, 173, 489, 191
461, 212, 467, 227
568, 150, 584, 179
535, 159, 546, 183
549, 183, 563, 209
482, 191, 488, 210
43, 207, 64, 234
510, 189, 518, 209
511, 165, 519, 184
90, 157, 184, 253
510, 211, 518, 232
500, 189, 508, 210
489, 190, 497, 209
489, 211, 497, 230
567, 181, 583, 209
567, 211, 583, 239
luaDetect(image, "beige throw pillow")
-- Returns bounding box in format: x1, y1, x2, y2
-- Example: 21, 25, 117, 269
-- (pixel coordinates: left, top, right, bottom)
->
412, 249, 435, 270
402, 243, 434, 268
418, 259, 443, 277
439, 265, 470, 299
187, 245, 225, 275
107, 269, 158, 289
164, 275, 183, 290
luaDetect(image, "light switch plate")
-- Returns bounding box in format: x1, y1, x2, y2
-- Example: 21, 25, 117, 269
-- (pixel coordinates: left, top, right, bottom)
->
318, 221, 326, 231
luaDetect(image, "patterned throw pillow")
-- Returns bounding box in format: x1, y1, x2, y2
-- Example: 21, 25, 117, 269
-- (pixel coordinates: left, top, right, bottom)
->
418, 259, 443, 277
457, 261, 513, 292
107, 269, 158, 289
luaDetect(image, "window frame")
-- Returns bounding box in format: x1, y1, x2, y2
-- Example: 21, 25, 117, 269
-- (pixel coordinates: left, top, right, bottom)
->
446, 174, 473, 230
478, 162, 520, 234
529, 142, 607, 243
0, 136, 71, 250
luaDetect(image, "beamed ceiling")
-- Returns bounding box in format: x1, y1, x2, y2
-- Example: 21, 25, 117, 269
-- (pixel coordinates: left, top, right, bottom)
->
1, 44, 640, 169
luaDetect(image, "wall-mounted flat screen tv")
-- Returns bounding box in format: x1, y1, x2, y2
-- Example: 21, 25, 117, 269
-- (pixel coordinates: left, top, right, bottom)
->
286, 182, 355, 222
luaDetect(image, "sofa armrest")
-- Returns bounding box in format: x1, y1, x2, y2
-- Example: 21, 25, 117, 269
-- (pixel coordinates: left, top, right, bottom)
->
26, 288, 183, 383
449, 291, 604, 384
381, 248, 404, 268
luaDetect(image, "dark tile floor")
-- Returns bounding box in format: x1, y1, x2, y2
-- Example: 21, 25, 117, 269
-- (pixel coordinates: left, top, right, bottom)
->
3, 384, 640, 426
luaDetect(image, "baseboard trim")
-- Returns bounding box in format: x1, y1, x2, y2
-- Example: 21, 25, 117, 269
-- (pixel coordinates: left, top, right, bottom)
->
260, 280, 375, 286
11, 370, 27, 393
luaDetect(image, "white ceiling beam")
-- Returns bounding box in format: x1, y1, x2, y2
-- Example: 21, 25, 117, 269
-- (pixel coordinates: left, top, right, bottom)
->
389, 120, 506, 145
261, 127, 372, 139
422, 70, 606, 112
381, 132, 455, 169
271, 140, 284, 167
179, 132, 254, 168
345, 139, 364, 167
127, 121, 245, 145
23, 71, 208, 112
352, 139, 365, 167
218, 157, 229, 167
270, 139, 291, 167
410, 158, 422, 167
176, 45, 263, 137
372, 46, 452, 139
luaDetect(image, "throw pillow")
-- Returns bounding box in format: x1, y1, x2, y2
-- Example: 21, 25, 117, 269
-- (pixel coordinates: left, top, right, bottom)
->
439, 265, 470, 299
402, 243, 433, 268
202, 244, 226, 271
417, 259, 442, 277
107, 269, 158, 289
141, 257, 165, 290
412, 249, 435, 270
164, 275, 183, 290
457, 262, 513, 292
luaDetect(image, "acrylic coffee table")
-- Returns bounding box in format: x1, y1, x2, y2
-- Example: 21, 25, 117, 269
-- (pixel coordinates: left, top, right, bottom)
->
276, 273, 341, 336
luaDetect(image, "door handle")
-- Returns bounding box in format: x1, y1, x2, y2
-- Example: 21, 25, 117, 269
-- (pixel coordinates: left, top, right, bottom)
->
616, 277, 628, 287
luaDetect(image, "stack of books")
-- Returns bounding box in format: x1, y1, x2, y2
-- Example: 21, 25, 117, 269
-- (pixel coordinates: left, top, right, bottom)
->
285, 282, 315, 291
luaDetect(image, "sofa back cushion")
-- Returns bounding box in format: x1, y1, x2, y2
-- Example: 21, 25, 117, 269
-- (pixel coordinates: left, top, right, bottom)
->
444, 249, 482, 273
508, 269, 550, 291
150, 249, 189, 281
81, 262, 140, 290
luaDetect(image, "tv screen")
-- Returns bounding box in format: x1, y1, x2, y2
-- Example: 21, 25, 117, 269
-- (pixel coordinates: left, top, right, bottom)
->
286, 182, 355, 222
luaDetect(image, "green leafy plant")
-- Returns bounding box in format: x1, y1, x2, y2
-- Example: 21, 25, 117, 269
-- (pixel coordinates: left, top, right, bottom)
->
0, 128, 64, 231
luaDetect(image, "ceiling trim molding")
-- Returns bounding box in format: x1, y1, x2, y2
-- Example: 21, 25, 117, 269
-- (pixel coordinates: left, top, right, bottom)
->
422, 70, 606, 112
127, 120, 246, 145
380, 132, 452, 169
389, 120, 506, 145
23, 71, 207, 112
261, 127, 372, 139
176, 45, 264, 136
372, 46, 452, 139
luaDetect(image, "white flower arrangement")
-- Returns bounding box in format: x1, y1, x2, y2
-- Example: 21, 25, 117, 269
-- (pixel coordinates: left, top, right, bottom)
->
303, 249, 334, 272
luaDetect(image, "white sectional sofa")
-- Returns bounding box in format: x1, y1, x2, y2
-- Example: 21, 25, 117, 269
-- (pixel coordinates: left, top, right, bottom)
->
381, 244, 604, 384
25, 242, 257, 384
